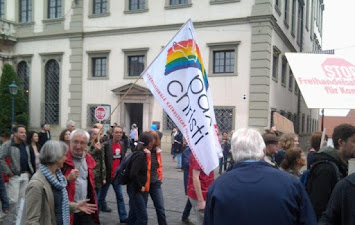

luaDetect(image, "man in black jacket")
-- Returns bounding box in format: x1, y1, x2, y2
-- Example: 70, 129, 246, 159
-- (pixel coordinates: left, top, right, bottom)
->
307, 124, 355, 220
98, 126, 128, 223
319, 172, 355, 225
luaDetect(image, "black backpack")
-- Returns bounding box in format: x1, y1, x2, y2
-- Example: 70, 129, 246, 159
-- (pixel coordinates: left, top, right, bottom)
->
112, 152, 135, 186
303, 156, 342, 220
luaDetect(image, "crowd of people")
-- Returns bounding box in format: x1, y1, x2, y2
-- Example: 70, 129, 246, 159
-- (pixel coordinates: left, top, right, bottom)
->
0, 120, 355, 225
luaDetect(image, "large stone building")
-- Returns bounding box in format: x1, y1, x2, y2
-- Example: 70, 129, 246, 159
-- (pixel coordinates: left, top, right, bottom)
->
0, 0, 324, 142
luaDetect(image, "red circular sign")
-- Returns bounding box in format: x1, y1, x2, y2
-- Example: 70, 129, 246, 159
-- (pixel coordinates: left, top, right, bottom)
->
95, 106, 106, 121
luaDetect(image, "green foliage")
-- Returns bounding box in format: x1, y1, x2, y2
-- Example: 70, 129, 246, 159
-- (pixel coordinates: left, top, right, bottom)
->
0, 64, 29, 137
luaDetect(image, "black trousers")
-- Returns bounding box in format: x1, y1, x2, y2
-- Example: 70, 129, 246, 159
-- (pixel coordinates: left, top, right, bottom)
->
73, 212, 96, 225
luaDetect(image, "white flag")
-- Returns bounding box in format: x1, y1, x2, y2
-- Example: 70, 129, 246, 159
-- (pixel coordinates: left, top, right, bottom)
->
142, 19, 221, 174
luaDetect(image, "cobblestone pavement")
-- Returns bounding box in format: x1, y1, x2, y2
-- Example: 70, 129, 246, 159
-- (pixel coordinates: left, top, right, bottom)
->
99, 148, 216, 225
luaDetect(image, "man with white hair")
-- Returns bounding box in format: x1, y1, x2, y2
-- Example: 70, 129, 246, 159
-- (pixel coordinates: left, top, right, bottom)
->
66, 120, 76, 132
203, 128, 316, 225
62, 129, 99, 224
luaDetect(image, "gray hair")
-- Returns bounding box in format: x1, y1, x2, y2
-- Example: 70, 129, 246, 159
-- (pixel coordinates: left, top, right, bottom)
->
231, 128, 265, 162
70, 129, 90, 143
39, 140, 68, 165
66, 120, 75, 129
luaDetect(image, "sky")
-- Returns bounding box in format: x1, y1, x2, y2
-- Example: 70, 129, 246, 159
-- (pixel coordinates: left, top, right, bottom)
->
319, 0, 355, 116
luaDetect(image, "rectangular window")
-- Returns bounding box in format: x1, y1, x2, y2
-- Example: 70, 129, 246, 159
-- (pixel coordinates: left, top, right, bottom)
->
170, 0, 187, 5
272, 48, 280, 80
129, 0, 145, 10
307, 115, 310, 133
305, 0, 309, 29
302, 114, 305, 133
214, 107, 235, 133
93, 0, 108, 14
20, 0, 32, 22
213, 50, 235, 73
92, 57, 107, 77
289, 71, 293, 91
284, 0, 288, 23
275, 0, 280, 8
0, 0, 4, 18
128, 55, 145, 77
291, 0, 296, 35
297, 1, 304, 45
294, 81, 299, 95
48, 0, 62, 19
281, 57, 287, 86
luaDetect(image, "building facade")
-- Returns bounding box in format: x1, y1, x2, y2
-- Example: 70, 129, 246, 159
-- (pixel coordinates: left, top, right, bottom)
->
0, 0, 324, 141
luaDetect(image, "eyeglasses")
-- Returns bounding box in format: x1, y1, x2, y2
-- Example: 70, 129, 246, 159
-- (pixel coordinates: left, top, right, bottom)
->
72, 141, 86, 146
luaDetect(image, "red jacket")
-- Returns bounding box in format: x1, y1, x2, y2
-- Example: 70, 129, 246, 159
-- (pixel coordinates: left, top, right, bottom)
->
63, 151, 100, 225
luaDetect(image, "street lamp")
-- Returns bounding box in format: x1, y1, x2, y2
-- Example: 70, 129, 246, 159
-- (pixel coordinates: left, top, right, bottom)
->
8, 81, 18, 134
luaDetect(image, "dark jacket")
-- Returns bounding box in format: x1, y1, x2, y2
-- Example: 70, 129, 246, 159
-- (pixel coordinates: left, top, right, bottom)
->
102, 139, 127, 183
203, 161, 317, 225
319, 173, 355, 225
38, 131, 51, 147
306, 146, 348, 220
128, 151, 147, 192
87, 143, 106, 189
274, 149, 286, 166
173, 132, 183, 153
0, 174, 9, 211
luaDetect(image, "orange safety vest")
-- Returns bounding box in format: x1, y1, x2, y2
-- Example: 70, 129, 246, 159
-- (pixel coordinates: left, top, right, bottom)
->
144, 148, 163, 192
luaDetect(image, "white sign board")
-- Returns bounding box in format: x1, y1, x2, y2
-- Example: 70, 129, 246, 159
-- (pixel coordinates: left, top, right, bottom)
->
286, 53, 355, 109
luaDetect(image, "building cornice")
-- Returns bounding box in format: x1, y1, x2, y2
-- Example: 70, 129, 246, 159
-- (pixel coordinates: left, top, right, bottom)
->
17, 18, 249, 41
17, 15, 300, 53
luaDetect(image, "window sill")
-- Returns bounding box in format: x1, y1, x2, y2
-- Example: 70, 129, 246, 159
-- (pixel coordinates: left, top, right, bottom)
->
42, 18, 65, 24
16, 21, 35, 27
165, 3, 192, 10
209, 72, 238, 77
124, 76, 143, 79
291, 31, 295, 38
88, 76, 109, 80
281, 82, 286, 87
210, 0, 240, 5
124, 9, 148, 14
283, 20, 289, 29
272, 77, 278, 83
289, 88, 293, 92
88, 13, 111, 18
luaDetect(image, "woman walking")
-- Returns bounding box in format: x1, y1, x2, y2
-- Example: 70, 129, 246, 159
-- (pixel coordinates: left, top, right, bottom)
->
25, 140, 97, 225
143, 131, 167, 225
127, 132, 153, 225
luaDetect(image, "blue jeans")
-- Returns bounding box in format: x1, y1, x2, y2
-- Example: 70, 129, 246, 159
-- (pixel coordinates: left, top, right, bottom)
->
176, 153, 182, 168
99, 181, 127, 221
143, 181, 167, 225
127, 184, 147, 225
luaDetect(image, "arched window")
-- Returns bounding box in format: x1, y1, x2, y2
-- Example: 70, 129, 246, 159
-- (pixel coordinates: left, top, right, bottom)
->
17, 61, 30, 105
45, 59, 60, 124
